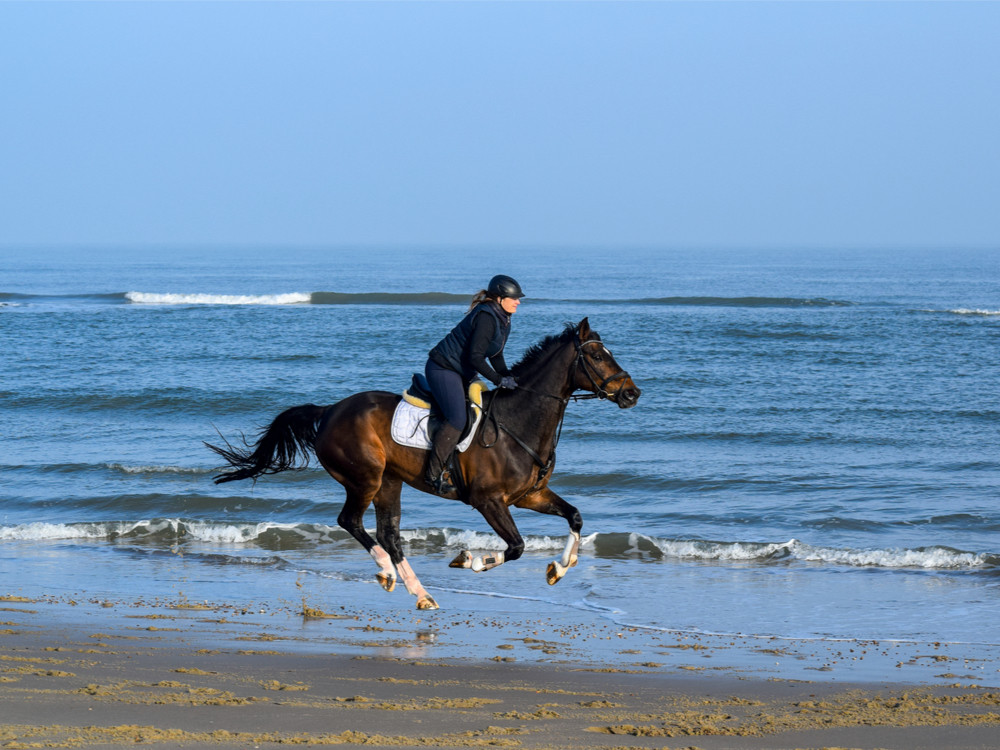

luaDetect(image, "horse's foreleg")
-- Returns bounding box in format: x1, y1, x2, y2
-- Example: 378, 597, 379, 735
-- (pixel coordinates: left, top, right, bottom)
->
546, 530, 581, 585
514, 488, 582, 585
458, 498, 523, 573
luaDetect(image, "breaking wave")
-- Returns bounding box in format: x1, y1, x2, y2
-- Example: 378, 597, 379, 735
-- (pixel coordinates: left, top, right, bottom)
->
946, 308, 1000, 317
2, 521, 995, 571
125, 292, 311, 305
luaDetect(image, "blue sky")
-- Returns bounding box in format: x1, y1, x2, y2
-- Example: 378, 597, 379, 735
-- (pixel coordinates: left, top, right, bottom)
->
1, 1, 998, 250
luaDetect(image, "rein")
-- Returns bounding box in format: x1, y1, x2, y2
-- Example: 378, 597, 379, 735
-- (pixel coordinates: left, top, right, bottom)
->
478, 335, 631, 493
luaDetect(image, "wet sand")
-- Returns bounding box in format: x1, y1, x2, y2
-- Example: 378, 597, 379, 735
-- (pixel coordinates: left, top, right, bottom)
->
2, 593, 1000, 749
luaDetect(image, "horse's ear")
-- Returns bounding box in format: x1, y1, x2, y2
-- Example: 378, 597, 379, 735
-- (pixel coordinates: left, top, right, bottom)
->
577, 317, 591, 338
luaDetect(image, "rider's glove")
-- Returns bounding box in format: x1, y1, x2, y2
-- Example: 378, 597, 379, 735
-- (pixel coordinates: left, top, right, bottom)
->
499, 376, 518, 390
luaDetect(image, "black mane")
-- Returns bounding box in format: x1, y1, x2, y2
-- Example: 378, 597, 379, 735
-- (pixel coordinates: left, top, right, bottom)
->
509, 323, 598, 379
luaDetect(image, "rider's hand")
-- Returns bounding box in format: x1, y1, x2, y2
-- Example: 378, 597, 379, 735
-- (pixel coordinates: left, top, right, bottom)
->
499, 376, 518, 390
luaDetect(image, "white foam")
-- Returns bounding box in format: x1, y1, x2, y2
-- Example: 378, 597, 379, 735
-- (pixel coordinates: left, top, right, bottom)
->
644, 536, 795, 561
125, 292, 311, 306
180, 520, 303, 544
947, 308, 1000, 316
105, 463, 206, 475
0, 521, 148, 541
795, 542, 989, 569
640, 535, 989, 569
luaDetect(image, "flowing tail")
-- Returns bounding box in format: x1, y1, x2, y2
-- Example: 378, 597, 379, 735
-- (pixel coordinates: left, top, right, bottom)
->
206, 404, 328, 484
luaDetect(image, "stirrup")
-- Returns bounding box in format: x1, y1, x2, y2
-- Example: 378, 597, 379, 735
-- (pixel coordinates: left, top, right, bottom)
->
427, 470, 456, 496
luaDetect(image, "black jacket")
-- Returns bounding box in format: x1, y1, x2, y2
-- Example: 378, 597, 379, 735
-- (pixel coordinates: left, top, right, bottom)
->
429, 302, 510, 385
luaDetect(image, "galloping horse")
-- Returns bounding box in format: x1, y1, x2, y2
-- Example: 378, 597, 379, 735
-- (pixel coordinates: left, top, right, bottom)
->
207, 318, 641, 610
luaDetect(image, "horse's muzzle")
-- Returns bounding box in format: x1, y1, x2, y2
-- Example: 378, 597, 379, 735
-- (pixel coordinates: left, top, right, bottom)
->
614, 381, 641, 409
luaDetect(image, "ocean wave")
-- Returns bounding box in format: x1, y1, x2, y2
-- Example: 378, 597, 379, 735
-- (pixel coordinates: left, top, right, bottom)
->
2, 521, 994, 571
1, 388, 302, 415
0, 519, 349, 545
946, 308, 1000, 317
634, 536, 997, 569
126, 292, 311, 305
104, 463, 210, 476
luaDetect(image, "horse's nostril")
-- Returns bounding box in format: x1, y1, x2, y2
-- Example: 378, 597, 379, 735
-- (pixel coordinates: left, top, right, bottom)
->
616, 387, 640, 407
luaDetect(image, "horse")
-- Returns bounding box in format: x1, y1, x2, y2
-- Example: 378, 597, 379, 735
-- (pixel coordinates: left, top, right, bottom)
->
207, 317, 641, 610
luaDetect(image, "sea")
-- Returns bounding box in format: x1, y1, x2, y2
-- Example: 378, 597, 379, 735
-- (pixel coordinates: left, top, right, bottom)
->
3, 246, 1000, 682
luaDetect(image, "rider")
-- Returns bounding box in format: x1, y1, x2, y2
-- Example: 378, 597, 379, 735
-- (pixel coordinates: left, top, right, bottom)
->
423, 274, 524, 495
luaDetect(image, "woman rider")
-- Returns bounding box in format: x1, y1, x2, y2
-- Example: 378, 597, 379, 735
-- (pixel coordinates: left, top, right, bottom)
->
424, 274, 524, 494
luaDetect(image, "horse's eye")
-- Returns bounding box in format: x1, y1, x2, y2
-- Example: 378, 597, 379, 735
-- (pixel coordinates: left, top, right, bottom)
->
592, 353, 603, 361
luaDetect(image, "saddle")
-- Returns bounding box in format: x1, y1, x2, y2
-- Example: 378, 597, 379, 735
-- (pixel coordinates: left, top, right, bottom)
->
390, 375, 488, 452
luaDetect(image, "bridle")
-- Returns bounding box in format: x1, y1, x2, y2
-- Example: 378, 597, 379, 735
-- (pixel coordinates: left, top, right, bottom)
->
478, 333, 632, 492
570, 336, 632, 402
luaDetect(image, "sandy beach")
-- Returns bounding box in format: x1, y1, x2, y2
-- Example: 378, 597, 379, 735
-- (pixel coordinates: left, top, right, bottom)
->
2, 593, 999, 750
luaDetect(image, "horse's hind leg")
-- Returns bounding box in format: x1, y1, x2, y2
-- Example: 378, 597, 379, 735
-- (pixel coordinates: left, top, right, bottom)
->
336, 489, 398, 592
374, 477, 438, 610
514, 488, 582, 586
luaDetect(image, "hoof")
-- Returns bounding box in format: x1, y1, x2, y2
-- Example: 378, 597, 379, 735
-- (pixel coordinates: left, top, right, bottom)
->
416, 595, 439, 610
546, 560, 567, 586
376, 571, 396, 592
449, 550, 473, 569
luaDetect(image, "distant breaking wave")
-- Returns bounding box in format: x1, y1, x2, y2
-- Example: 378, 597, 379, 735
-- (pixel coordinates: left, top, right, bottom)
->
126, 292, 311, 305
1, 521, 994, 571
946, 308, 1000, 317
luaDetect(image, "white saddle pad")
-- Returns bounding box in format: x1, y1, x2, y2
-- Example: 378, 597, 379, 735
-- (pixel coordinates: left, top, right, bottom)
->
390, 400, 482, 453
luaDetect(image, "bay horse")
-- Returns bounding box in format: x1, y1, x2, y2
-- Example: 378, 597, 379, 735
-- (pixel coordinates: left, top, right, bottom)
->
207, 318, 640, 610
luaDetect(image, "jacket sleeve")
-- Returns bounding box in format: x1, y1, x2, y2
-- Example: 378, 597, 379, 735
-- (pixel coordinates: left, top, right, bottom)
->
468, 311, 505, 385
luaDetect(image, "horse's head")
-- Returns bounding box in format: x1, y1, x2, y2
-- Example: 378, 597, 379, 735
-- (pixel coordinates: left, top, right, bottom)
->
572, 318, 641, 408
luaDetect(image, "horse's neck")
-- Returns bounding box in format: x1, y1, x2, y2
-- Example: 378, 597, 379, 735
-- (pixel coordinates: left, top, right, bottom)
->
519, 340, 576, 399
502, 344, 574, 440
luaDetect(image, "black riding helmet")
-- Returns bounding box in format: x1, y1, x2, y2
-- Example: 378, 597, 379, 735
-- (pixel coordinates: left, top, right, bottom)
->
488, 274, 525, 299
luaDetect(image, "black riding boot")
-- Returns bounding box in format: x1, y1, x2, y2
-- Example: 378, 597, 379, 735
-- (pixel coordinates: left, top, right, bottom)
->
425, 422, 461, 495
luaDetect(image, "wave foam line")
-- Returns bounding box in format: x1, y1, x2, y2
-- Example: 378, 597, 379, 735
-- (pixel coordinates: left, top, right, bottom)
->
0, 519, 341, 544
3, 522, 995, 571
639, 536, 995, 569
104, 463, 209, 475
947, 308, 1000, 317
125, 292, 311, 305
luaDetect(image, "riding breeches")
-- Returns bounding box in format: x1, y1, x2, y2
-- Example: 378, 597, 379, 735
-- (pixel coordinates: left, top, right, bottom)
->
424, 359, 467, 431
